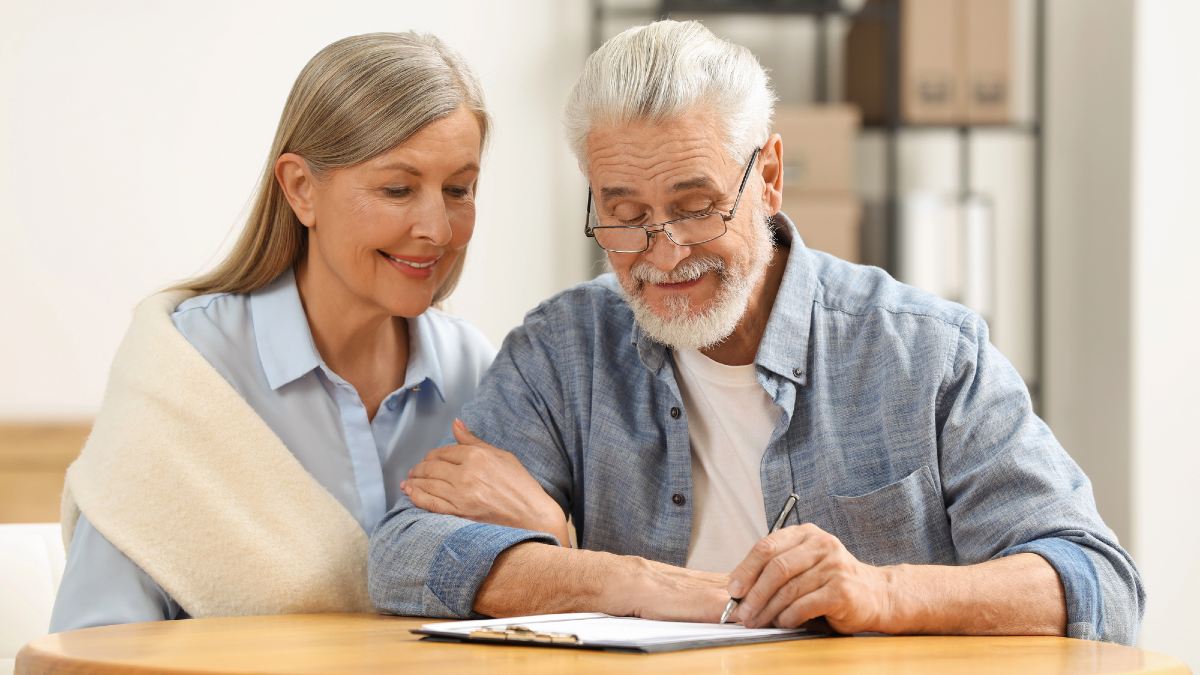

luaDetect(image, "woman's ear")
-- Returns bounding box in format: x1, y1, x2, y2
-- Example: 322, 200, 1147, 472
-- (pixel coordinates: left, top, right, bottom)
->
275, 153, 318, 228
758, 133, 784, 216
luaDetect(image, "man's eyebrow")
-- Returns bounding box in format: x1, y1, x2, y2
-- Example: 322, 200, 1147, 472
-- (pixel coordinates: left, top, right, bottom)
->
599, 185, 636, 200
670, 176, 715, 192
599, 177, 714, 201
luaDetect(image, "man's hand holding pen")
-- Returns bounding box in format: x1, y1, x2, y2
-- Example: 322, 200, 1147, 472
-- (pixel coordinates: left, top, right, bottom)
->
726, 523, 893, 633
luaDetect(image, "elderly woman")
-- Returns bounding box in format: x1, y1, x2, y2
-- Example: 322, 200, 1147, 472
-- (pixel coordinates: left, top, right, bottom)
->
49, 32, 565, 630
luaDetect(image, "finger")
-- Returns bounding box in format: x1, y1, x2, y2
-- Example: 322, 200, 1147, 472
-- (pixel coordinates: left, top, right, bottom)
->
422, 444, 472, 466
727, 524, 816, 599
403, 477, 459, 505
739, 554, 829, 628
735, 543, 826, 627
405, 483, 461, 517
773, 583, 838, 629
453, 418, 484, 446
428, 441, 509, 469
407, 459, 463, 483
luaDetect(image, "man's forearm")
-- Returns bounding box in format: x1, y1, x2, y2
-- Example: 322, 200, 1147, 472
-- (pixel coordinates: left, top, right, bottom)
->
474, 543, 627, 617
473, 543, 728, 620
885, 552, 1066, 636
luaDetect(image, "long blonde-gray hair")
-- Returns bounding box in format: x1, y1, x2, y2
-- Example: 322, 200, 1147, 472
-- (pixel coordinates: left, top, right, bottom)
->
178, 32, 489, 301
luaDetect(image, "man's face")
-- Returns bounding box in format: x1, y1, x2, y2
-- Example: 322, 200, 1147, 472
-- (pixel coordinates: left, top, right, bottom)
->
585, 113, 774, 350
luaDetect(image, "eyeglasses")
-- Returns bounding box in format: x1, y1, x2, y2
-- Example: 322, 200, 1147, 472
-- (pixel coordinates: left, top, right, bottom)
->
584, 147, 760, 253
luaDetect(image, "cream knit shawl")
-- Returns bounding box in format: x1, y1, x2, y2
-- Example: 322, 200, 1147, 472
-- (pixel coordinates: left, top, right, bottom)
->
61, 290, 372, 617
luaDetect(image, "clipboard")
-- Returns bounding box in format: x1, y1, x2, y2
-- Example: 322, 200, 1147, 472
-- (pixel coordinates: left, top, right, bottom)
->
413, 612, 829, 653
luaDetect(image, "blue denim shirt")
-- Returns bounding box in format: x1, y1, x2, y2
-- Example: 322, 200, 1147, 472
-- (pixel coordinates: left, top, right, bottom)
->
368, 214, 1144, 644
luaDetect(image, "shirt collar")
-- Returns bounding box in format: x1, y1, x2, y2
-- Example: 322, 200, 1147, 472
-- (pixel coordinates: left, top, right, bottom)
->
755, 212, 817, 386
250, 268, 449, 401
404, 311, 446, 402
250, 268, 324, 391
631, 212, 817, 387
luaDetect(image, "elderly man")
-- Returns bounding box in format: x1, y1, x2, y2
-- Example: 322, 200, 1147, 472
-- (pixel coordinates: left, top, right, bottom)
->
368, 20, 1143, 643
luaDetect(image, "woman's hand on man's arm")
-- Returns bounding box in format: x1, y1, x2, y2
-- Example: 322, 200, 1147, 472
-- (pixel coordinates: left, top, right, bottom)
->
401, 419, 571, 546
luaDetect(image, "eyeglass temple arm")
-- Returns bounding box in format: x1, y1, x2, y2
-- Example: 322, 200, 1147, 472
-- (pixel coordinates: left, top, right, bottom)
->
726, 147, 761, 220
584, 187, 594, 235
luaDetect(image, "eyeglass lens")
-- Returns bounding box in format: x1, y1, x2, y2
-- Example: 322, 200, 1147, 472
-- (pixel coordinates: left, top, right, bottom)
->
592, 214, 726, 252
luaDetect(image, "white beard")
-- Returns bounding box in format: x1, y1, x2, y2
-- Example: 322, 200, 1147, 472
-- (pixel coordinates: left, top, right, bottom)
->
612, 207, 775, 351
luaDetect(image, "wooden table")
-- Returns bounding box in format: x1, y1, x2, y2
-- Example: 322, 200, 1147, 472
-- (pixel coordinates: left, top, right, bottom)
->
16, 613, 1190, 675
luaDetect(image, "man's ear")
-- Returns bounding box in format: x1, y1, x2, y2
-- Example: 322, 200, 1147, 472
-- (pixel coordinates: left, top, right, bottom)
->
275, 153, 318, 228
758, 133, 784, 216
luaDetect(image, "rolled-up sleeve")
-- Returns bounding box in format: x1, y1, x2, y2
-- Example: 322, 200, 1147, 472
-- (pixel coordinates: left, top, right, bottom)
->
999, 537, 1107, 640
368, 310, 576, 618
368, 503, 557, 617
936, 314, 1145, 644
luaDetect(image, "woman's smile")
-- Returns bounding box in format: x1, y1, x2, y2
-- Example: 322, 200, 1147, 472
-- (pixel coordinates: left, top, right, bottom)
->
379, 250, 442, 279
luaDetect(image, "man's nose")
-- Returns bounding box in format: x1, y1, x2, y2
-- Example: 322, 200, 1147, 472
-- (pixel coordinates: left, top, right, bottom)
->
641, 228, 690, 271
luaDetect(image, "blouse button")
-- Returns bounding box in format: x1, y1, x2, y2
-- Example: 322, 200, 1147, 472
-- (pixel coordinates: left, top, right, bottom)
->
792, 367, 804, 378
672, 493, 687, 506
385, 399, 399, 412
669, 406, 681, 419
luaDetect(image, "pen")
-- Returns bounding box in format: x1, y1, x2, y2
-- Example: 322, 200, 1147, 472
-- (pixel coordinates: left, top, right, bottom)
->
720, 492, 800, 624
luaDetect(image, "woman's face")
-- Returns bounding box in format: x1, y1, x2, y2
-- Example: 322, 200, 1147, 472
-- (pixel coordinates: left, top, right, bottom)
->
286, 106, 483, 319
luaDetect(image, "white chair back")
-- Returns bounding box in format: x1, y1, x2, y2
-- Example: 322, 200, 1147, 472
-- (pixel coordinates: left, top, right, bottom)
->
0, 523, 64, 675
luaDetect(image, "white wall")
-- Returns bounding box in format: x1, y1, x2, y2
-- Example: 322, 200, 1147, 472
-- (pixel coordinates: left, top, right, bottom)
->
1130, 0, 1200, 669
1044, 0, 1136, 547
1046, 0, 1200, 669
0, 1, 591, 420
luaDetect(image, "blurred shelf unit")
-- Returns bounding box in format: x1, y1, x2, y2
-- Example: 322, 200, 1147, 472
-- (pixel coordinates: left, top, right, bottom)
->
590, 0, 1045, 408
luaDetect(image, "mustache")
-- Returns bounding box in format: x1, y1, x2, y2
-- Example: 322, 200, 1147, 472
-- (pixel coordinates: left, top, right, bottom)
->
630, 256, 726, 286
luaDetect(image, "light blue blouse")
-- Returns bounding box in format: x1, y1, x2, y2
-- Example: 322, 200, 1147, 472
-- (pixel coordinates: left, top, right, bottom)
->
49, 269, 495, 631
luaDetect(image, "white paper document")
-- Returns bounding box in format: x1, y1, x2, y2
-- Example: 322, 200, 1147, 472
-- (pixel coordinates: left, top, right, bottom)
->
414, 612, 825, 653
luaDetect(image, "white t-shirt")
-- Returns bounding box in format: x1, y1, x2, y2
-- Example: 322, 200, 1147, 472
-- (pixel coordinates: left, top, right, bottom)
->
672, 347, 778, 573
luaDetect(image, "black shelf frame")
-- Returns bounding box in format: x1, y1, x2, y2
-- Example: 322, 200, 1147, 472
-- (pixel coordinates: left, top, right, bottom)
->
588, 0, 1046, 410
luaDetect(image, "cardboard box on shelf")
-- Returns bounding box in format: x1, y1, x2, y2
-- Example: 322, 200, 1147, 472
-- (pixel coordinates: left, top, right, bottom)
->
902, 0, 963, 124
775, 104, 861, 195
780, 197, 862, 264
844, 0, 1012, 125
844, 8, 889, 124
965, 0, 1012, 123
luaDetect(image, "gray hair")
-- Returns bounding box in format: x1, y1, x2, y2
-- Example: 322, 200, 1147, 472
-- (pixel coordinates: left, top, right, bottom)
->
564, 20, 776, 167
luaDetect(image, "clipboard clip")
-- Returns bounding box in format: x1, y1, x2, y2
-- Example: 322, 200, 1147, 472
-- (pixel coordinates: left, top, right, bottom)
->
469, 625, 581, 645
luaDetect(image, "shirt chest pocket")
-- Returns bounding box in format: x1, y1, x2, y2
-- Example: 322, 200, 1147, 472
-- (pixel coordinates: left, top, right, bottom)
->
828, 465, 956, 566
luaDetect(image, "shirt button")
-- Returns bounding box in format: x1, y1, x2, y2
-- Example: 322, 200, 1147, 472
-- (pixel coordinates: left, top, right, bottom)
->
385, 399, 399, 412
792, 367, 804, 378
672, 493, 687, 506
669, 407, 681, 419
